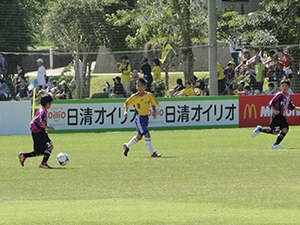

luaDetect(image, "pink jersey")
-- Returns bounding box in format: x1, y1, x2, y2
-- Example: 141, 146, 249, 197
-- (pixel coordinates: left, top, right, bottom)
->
30, 107, 48, 133
268, 91, 295, 116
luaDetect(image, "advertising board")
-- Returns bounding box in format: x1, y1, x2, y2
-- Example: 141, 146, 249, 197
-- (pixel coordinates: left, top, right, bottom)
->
239, 94, 300, 127
0, 101, 31, 135
48, 97, 239, 132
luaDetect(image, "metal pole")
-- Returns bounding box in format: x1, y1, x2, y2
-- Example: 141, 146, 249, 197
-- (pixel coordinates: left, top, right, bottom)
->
49, 48, 53, 69
208, 0, 218, 96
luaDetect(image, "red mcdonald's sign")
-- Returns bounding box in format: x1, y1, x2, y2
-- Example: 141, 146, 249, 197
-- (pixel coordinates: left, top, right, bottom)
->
239, 94, 300, 128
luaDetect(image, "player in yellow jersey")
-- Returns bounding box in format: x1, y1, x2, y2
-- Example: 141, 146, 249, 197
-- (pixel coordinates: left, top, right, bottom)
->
118, 55, 131, 96
153, 58, 161, 81
123, 77, 162, 157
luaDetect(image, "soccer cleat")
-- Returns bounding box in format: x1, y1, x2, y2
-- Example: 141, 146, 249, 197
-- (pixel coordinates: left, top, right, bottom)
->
271, 144, 284, 149
39, 163, 52, 169
151, 152, 162, 157
123, 144, 129, 157
252, 125, 262, 138
18, 152, 26, 167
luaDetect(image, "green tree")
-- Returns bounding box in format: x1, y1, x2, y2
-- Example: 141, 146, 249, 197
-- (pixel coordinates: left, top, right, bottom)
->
44, 0, 107, 99
218, 10, 279, 51
20, 0, 55, 47
103, 1, 136, 52
108, 0, 208, 84
260, 0, 300, 88
0, 0, 34, 74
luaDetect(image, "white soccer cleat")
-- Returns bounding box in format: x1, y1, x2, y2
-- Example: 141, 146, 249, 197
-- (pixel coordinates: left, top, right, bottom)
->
271, 144, 284, 150
252, 125, 262, 138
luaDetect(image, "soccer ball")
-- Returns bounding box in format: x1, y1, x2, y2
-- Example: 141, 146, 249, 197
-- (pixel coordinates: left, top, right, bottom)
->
56, 152, 69, 166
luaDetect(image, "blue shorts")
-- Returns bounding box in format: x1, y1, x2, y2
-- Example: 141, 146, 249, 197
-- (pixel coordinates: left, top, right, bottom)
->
135, 115, 149, 136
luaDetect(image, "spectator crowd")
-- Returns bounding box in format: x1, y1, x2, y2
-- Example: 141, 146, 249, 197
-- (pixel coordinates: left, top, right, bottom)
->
221, 47, 295, 96
0, 44, 298, 102
0, 55, 72, 102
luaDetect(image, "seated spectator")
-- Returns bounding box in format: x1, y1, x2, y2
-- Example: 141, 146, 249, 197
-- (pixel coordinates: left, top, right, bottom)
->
265, 83, 275, 95
15, 64, 25, 83
224, 61, 235, 95
249, 83, 260, 95
56, 80, 71, 100
109, 76, 125, 98
0, 77, 11, 101
244, 85, 251, 95
169, 78, 185, 97
49, 80, 58, 96
15, 76, 29, 101
235, 81, 245, 95
130, 70, 139, 94
237, 85, 251, 96
174, 81, 195, 97
103, 81, 112, 93
194, 79, 205, 96
35, 89, 49, 103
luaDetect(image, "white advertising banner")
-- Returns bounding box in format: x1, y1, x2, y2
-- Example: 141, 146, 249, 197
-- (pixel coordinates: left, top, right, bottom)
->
48, 99, 239, 131
0, 101, 31, 135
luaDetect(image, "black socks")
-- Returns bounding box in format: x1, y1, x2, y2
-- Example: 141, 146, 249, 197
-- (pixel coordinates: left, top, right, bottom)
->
41, 150, 51, 164
274, 132, 286, 145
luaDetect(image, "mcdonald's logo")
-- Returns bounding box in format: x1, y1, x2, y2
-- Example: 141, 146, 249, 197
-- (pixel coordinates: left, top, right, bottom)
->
244, 104, 257, 119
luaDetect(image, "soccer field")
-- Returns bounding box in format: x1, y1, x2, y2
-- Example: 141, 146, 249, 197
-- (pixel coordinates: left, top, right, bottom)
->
1, 128, 300, 225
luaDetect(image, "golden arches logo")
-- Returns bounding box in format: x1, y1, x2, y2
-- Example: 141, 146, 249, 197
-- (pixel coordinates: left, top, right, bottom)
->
244, 104, 257, 119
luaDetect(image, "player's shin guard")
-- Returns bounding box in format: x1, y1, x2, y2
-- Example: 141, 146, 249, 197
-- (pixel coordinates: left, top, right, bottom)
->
145, 138, 154, 155
41, 150, 51, 164
24, 152, 38, 158
274, 132, 286, 145
127, 137, 139, 148
262, 128, 273, 134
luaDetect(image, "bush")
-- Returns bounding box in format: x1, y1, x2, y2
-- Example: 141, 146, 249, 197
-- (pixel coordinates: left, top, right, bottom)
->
152, 80, 166, 97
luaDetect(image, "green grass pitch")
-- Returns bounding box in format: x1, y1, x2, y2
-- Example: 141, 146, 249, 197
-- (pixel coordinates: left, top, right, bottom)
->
1, 127, 300, 225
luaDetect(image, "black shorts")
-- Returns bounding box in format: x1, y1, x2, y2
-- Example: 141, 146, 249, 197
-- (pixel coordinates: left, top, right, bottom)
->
270, 114, 289, 133
32, 131, 52, 154
218, 79, 226, 95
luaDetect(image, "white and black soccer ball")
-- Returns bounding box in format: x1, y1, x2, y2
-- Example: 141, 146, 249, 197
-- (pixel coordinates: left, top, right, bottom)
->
56, 152, 69, 166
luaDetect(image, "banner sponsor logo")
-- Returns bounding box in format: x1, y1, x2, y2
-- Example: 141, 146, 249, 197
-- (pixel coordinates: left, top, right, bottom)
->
243, 104, 257, 119
48, 99, 239, 131
239, 94, 300, 127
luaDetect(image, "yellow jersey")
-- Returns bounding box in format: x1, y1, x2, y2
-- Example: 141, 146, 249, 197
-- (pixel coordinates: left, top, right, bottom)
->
153, 66, 161, 81
181, 87, 195, 96
119, 63, 132, 82
217, 62, 225, 80
125, 92, 158, 116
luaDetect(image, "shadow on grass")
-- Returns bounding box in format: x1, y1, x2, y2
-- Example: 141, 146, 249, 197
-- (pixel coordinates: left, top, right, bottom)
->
142, 156, 177, 159
50, 167, 76, 170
